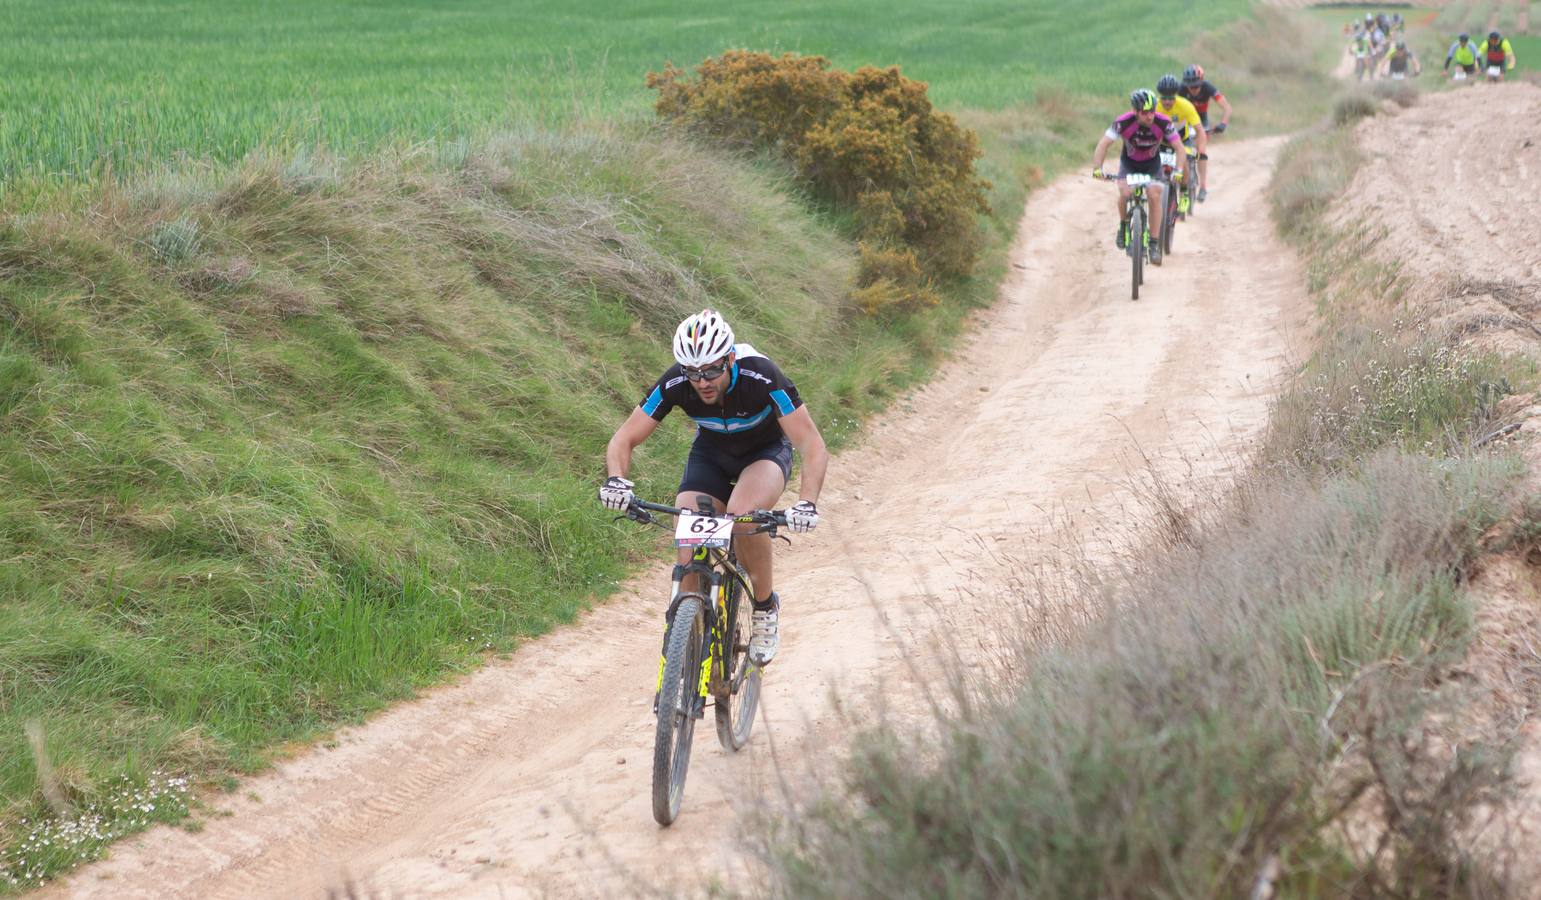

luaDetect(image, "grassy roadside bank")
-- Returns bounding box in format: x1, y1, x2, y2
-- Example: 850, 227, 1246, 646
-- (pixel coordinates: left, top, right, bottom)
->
760, 25, 1539, 900
3, 2, 1331, 889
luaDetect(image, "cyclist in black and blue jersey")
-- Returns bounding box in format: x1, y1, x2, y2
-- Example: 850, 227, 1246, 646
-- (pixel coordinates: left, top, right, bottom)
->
600, 308, 828, 665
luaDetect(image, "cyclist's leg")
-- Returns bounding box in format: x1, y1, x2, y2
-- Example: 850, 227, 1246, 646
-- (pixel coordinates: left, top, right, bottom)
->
726, 457, 790, 604
1147, 181, 1163, 241
1116, 153, 1137, 244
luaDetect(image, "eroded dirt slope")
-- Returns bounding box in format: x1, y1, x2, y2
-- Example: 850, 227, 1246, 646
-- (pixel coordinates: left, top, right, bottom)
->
1332, 84, 1541, 354
40, 137, 1311, 899
1327, 82, 1541, 883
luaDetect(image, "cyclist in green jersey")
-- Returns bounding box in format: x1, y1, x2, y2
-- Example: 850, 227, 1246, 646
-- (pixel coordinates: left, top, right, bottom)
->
1445, 33, 1479, 79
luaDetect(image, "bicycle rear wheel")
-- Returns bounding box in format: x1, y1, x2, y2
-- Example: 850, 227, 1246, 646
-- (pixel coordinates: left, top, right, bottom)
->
714, 567, 761, 751
1129, 205, 1144, 300
1162, 183, 1177, 256
653, 594, 706, 826
1186, 160, 1199, 217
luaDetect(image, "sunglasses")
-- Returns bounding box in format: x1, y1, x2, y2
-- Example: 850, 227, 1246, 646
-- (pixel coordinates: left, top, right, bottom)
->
682, 360, 730, 382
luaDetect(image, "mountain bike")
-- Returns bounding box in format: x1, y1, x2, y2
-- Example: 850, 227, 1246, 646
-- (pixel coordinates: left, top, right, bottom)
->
621, 495, 789, 825
1096, 170, 1155, 300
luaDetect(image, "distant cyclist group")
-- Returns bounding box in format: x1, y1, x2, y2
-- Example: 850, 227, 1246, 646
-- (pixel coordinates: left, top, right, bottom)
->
1346, 10, 1518, 83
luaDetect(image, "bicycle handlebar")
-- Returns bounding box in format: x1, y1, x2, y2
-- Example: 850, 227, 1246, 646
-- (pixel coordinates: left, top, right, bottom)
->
624, 498, 789, 534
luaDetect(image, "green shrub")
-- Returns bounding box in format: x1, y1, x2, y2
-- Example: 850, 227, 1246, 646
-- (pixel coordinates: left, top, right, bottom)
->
852, 243, 938, 317
647, 51, 991, 286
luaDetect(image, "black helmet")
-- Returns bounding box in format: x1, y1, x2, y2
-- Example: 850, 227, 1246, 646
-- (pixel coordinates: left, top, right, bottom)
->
1156, 74, 1181, 97
1458, 32, 1469, 41
1130, 89, 1156, 112
1182, 64, 1202, 85
1489, 30, 1501, 41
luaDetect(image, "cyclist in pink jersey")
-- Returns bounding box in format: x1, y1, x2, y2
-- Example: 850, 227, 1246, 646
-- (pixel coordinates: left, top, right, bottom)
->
1091, 89, 1187, 265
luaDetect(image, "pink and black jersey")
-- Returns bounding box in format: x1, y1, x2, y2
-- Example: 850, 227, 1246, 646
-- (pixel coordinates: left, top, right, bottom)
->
1104, 112, 1178, 162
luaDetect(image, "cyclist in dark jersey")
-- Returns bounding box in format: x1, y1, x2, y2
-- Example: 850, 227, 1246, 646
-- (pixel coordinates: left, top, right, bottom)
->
1181, 65, 1231, 202
600, 308, 828, 665
1382, 41, 1420, 78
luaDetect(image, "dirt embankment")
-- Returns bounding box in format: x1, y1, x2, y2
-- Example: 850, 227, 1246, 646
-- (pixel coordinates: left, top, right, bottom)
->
37, 139, 1312, 898
1331, 82, 1541, 877
1332, 85, 1541, 354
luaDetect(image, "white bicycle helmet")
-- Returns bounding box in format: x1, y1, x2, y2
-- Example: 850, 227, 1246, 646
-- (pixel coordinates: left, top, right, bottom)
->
672, 308, 736, 367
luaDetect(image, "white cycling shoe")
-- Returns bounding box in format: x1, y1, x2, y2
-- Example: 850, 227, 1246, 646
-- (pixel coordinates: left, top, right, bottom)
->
749, 594, 780, 666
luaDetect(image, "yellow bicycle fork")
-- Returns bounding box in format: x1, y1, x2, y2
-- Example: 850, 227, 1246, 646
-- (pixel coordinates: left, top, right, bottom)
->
656, 546, 728, 699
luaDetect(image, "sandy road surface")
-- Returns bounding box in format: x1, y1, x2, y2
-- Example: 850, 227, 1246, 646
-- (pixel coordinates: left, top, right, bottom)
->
41, 137, 1311, 899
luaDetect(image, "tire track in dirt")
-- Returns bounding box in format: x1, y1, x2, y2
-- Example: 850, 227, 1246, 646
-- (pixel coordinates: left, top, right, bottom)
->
40, 136, 1312, 899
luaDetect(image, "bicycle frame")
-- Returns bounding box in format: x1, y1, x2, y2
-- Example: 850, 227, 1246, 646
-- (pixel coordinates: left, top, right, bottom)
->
660, 543, 754, 702
625, 498, 783, 703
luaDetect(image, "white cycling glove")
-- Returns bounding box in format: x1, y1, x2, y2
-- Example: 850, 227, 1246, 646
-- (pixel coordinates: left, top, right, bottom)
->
788, 500, 819, 534
599, 476, 635, 511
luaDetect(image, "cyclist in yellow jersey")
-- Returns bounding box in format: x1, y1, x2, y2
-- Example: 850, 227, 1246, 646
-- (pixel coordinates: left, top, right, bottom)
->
1156, 75, 1208, 203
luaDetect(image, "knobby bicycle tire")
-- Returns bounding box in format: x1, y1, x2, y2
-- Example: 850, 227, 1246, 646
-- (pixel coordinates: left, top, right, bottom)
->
714, 565, 761, 751
653, 594, 706, 826
1186, 159, 1199, 219
1163, 182, 1177, 256
1129, 205, 1144, 300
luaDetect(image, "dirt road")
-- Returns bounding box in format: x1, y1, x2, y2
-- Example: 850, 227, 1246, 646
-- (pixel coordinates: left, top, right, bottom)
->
41, 137, 1311, 899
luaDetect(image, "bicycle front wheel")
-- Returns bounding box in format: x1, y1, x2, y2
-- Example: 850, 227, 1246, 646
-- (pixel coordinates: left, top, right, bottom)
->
653, 594, 706, 826
714, 568, 761, 751
1129, 206, 1145, 300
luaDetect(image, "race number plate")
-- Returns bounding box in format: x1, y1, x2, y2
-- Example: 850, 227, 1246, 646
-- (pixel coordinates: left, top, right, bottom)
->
1160, 150, 1177, 167
675, 513, 733, 549
1125, 174, 1153, 187
1488, 65, 1502, 77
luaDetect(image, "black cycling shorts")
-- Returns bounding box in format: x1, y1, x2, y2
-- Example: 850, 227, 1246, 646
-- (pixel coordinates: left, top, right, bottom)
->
1119, 153, 1162, 178
1458, 63, 1477, 74
679, 437, 792, 503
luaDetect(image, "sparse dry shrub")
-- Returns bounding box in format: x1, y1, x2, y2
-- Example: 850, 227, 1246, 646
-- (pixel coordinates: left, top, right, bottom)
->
1369, 78, 1419, 108
648, 50, 991, 293
1333, 92, 1380, 126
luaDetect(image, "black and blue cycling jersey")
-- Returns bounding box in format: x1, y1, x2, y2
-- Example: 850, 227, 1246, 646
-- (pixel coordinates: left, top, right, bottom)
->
639, 344, 804, 456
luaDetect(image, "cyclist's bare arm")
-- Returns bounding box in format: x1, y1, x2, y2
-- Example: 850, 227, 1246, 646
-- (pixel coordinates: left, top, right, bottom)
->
1214, 94, 1233, 127
606, 408, 661, 478
1092, 134, 1115, 171
778, 406, 828, 504
1169, 132, 1188, 172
